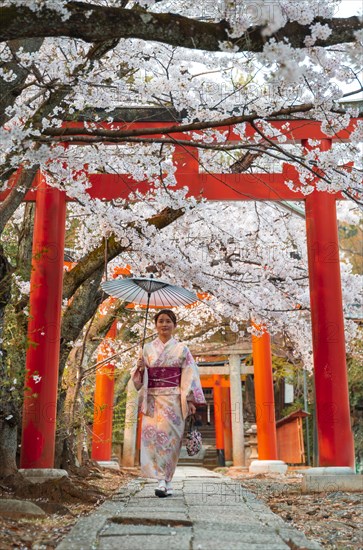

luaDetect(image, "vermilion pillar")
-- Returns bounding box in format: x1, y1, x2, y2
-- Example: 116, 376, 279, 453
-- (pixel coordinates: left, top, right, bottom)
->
21, 179, 66, 468
304, 139, 354, 467
251, 327, 278, 460
91, 321, 117, 461
229, 354, 245, 466
213, 375, 225, 466
221, 386, 232, 462
173, 143, 199, 177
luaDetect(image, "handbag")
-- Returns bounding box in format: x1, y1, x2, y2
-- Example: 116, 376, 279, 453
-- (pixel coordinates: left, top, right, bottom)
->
185, 414, 203, 456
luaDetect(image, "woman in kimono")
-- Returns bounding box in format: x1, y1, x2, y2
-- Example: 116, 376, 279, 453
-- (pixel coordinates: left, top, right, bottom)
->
131, 309, 206, 497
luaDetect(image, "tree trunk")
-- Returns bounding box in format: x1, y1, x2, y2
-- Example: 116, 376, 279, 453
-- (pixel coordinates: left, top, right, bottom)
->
16, 202, 35, 275
0, 202, 36, 478
55, 297, 132, 468
54, 268, 104, 469
0, 244, 12, 340
0, 402, 19, 477
0, 421, 17, 477
0, 242, 18, 477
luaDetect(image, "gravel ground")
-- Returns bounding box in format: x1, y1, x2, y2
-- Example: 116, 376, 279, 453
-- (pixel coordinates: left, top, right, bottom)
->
0, 467, 136, 550
223, 467, 362, 550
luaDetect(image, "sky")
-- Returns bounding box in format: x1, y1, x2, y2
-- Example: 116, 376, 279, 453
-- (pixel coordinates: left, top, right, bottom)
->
336, 0, 362, 16
336, 1, 363, 101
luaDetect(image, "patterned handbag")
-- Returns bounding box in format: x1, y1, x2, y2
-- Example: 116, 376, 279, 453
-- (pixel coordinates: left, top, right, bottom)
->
186, 415, 202, 456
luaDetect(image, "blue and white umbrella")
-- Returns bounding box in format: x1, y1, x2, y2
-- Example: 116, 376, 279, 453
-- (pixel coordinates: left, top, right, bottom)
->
101, 275, 197, 345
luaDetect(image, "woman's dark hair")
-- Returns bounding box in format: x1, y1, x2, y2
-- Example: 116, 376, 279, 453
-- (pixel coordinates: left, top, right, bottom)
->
154, 309, 177, 326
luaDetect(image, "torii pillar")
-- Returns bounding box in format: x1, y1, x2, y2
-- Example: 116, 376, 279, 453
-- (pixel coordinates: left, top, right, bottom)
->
221, 386, 233, 463
213, 375, 225, 466
91, 321, 118, 467
304, 139, 355, 469
250, 327, 287, 474
20, 177, 67, 474
229, 354, 245, 466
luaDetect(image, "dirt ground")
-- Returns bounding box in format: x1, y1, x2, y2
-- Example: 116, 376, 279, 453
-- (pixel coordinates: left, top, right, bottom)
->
0, 465, 138, 550
223, 467, 363, 550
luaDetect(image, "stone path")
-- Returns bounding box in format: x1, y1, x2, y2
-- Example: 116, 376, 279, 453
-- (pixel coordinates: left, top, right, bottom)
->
57, 467, 322, 550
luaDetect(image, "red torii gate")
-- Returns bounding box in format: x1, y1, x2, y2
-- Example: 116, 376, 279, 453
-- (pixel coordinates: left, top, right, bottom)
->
5, 117, 359, 470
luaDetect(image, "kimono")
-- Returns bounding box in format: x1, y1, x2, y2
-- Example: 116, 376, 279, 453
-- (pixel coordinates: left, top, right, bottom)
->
131, 337, 206, 482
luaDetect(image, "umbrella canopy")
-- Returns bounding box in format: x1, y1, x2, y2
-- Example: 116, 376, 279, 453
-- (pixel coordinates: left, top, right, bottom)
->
101, 277, 197, 308
101, 276, 198, 346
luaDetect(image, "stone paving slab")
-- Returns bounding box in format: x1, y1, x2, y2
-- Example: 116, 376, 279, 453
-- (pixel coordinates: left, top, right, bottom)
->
57, 467, 322, 550
120, 507, 187, 515
115, 511, 190, 522
98, 533, 192, 550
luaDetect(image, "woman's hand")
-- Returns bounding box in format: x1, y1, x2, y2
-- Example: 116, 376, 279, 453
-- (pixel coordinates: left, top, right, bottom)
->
137, 356, 145, 372
187, 402, 196, 416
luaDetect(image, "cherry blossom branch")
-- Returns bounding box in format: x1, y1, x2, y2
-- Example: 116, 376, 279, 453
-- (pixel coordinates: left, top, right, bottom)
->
40, 103, 317, 138
0, 3, 360, 52
63, 205, 187, 299
0, 165, 39, 234
249, 120, 334, 187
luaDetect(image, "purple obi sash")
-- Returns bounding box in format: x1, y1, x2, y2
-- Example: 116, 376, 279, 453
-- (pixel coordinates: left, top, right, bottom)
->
148, 366, 181, 388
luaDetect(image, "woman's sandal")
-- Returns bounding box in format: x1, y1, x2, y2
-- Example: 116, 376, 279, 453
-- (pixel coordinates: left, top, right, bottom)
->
155, 486, 168, 498
155, 480, 168, 498
155, 480, 172, 497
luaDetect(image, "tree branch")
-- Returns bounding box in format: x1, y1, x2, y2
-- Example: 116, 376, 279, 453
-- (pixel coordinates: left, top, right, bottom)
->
42, 103, 316, 139
0, 166, 38, 234
59, 265, 104, 385
0, 38, 44, 126
37, 135, 266, 150
0, 3, 360, 52
0, 28, 133, 204
62, 205, 186, 299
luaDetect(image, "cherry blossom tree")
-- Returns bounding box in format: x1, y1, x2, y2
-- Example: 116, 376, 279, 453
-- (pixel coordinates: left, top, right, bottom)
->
0, 0, 362, 473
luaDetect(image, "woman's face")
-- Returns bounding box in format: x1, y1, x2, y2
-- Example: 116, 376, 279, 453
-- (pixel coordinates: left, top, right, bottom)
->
155, 313, 176, 340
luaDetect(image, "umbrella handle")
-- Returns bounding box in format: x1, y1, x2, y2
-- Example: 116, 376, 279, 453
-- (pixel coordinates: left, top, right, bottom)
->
141, 291, 151, 348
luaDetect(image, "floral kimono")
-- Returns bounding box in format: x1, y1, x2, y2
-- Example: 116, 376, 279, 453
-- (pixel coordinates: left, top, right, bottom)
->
131, 337, 206, 482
